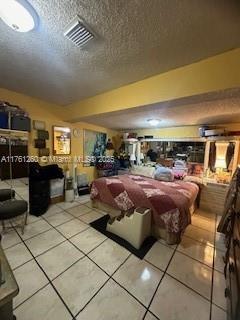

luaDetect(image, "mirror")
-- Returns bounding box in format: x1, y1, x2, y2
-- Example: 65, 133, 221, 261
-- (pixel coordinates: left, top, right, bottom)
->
53, 126, 71, 155
144, 141, 206, 164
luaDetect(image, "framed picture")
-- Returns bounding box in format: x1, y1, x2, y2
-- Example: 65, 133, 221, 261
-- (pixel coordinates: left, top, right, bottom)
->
53, 126, 71, 155
83, 129, 107, 166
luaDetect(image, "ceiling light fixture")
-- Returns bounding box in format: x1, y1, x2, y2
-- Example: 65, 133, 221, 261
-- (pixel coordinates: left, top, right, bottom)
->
0, 0, 39, 32
147, 119, 160, 126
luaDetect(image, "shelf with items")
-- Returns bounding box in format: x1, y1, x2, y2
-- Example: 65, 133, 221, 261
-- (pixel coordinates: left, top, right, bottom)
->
203, 140, 240, 185
0, 128, 29, 135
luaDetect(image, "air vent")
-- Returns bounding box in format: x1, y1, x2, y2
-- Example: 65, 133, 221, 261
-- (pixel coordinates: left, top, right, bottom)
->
63, 16, 94, 48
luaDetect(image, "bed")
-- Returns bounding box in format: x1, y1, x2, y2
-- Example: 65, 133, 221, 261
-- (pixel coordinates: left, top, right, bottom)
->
90, 174, 199, 244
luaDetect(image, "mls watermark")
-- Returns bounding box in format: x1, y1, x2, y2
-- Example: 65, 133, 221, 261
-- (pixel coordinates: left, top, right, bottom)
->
0, 155, 115, 164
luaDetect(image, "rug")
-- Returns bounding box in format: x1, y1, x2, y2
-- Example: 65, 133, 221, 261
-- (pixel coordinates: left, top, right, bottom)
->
90, 214, 157, 259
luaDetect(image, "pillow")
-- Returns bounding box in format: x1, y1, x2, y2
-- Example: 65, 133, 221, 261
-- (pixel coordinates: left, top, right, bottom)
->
174, 160, 186, 167
130, 165, 155, 178
154, 166, 174, 182
183, 175, 203, 185
172, 167, 187, 180
187, 162, 204, 177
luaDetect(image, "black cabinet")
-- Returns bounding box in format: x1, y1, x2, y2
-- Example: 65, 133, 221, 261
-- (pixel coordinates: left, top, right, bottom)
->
0, 145, 28, 180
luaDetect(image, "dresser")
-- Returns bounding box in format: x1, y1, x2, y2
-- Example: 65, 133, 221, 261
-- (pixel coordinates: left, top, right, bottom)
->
200, 180, 229, 215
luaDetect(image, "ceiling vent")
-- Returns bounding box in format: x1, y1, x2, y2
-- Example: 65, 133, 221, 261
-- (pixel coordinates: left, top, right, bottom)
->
63, 16, 94, 48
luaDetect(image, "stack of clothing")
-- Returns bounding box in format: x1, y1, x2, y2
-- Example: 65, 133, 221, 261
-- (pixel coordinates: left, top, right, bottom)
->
172, 160, 188, 179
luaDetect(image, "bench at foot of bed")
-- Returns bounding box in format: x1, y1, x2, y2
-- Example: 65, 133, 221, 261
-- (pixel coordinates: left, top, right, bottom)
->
91, 199, 182, 245
106, 207, 151, 249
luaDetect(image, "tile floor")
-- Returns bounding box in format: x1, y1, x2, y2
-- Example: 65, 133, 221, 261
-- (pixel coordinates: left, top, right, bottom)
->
1, 179, 227, 320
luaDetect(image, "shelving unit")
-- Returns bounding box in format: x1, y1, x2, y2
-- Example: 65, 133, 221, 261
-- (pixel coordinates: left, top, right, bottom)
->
0, 128, 29, 135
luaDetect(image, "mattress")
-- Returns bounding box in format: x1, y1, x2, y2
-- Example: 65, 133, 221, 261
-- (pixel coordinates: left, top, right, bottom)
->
90, 174, 199, 234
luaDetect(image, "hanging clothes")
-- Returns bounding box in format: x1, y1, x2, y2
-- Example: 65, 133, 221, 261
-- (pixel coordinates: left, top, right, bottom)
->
209, 142, 216, 172
226, 142, 235, 170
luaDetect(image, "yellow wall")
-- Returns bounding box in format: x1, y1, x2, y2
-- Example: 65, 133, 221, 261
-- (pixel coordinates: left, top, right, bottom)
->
134, 123, 240, 139
66, 48, 240, 121
0, 88, 117, 182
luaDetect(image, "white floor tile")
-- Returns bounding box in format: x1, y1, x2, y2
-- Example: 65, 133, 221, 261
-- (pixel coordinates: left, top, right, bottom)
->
167, 251, 212, 300
184, 225, 215, 247
70, 227, 106, 254
150, 274, 210, 320
191, 214, 216, 232
194, 209, 216, 221
214, 249, 225, 273
77, 197, 90, 204
158, 238, 177, 249
215, 232, 226, 252
36, 241, 84, 280
78, 210, 103, 224
212, 270, 227, 310
1, 229, 22, 249
12, 213, 41, 227
177, 236, 214, 267
76, 195, 90, 203
44, 211, 73, 227
76, 279, 146, 320
0, 181, 10, 188
84, 201, 94, 208
21, 219, 52, 240
66, 204, 92, 217
53, 257, 108, 316
25, 229, 65, 257
144, 312, 159, 320
7, 180, 27, 188
145, 242, 174, 271
43, 204, 63, 217
57, 201, 80, 210
26, 214, 42, 224
113, 255, 163, 306
15, 284, 72, 320
4, 243, 32, 270
211, 304, 227, 320
56, 219, 88, 238
13, 260, 48, 308
88, 239, 130, 275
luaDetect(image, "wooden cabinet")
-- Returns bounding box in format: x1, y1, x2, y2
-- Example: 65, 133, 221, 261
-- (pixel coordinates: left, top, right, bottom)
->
200, 182, 229, 215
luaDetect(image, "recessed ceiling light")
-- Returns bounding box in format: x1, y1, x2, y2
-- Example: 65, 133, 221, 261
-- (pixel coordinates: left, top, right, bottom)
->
147, 119, 160, 126
0, 0, 38, 32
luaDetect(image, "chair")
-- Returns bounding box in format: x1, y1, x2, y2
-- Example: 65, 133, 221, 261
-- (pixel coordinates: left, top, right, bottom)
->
0, 189, 15, 202
0, 189, 28, 235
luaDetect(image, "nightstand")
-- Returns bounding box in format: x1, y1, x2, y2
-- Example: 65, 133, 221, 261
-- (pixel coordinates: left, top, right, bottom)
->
200, 180, 229, 215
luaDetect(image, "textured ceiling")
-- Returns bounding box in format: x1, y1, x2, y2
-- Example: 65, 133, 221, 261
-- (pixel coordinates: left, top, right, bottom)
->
80, 89, 240, 129
0, 0, 240, 105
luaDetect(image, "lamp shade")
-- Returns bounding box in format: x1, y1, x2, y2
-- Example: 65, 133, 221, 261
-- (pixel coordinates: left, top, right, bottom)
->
215, 142, 228, 169
215, 158, 226, 169
130, 154, 136, 161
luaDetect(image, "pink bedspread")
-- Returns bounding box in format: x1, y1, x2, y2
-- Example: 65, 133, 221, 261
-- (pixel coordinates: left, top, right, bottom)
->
90, 174, 199, 234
